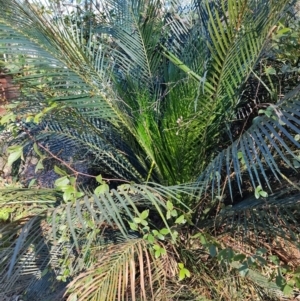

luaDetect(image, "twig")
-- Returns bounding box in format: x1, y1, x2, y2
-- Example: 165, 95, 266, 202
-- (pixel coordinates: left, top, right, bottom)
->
22, 127, 131, 184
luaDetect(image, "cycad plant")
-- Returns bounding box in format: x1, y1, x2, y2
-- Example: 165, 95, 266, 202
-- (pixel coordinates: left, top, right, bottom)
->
1, 0, 300, 300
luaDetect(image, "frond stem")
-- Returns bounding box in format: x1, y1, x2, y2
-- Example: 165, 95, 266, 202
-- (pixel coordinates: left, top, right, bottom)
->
146, 161, 155, 183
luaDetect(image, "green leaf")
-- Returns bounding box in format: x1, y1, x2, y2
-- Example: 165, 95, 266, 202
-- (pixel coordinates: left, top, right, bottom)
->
233, 254, 246, 262
255, 255, 267, 266
256, 248, 267, 255
55, 176, 70, 188
33, 142, 44, 157
159, 228, 169, 235
200, 234, 208, 246
294, 277, 300, 288
283, 284, 293, 296
153, 244, 165, 258
54, 165, 68, 176
7, 145, 23, 166
35, 159, 44, 172
95, 174, 103, 184
160, 247, 166, 256
255, 186, 261, 199
218, 248, 234, 262
179, 269, 186, 281
28, 178, 37, 188
152, 230, 159, 236
69, 177, 76, 186
153, 244, 160, 251
269, 255, 280, 266
202, 207, 210, 215
146, 234, 154, 243
33, 112, 44, 124
140, 219, 148, 226
63, 186, 76, 202
171, 209, 178, 217
247, 256, 256, 266
154, 250, 161, 258
276, 274, 286, 288
175, 215, 186, 224
0, 112, 16, 125
0, 209, 10, 221
156, 233, 165, 240
133, 217, 141, 224
209, 244, 217, 257
140, 209, 149, 220
277, 27, 291, 35
238, 264, 249, 277
94, 184, 109, 195
178, 266, 190, 281
259, 191, 268, 198
166, 200, 173, 211
265, 66, 276, 75
184, 268, 191, 278
129, 222, 138, 231
265, 109, 273, 118
75, 191, 84, 198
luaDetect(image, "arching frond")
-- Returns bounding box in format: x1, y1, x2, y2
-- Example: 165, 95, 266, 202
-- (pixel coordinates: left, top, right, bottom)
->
0, 20, 120, 122
197, 86, 300, 199
19, 116, 146, 182
0, 182, 192, 300
159, 0, 295, 185
96, 0, 163, 88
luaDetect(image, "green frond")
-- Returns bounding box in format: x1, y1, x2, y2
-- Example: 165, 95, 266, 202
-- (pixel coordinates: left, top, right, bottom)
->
0, 219, 70, 301
0, 182, 191, 299
97, 0, 164, 88
47, 183, 191, 249
0, 20, 119, 121
197, 86, 300, 200
154, 0, 296, 185
20, 116, 146, 182
0, 187, 59, 203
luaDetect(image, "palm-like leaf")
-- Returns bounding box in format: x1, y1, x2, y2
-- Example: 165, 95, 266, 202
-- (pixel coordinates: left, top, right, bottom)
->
20, 116, 146, 182
0, 182, 191, 299
66, 238, 177, 301
197, 86, 300, 200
